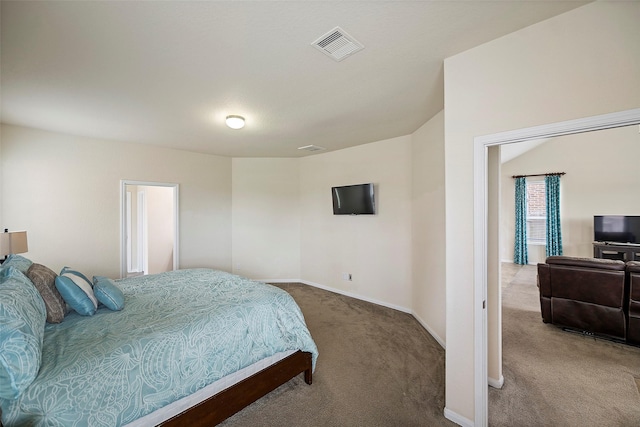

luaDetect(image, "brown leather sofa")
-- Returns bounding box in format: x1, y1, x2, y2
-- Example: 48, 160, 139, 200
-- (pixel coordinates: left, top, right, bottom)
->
627, 261, 640, 345
537, 256, 628, 341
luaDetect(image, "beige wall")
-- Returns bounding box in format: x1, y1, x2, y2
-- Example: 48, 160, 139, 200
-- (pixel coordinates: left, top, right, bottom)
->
232, 132, 446, 331
501, 126, 640, 265
444, 2, 640, 422
411, 110, 446, 346
233, 135, 445, 329
2, 122, 429, 329
299, 136, 413, 311
0, 0, 2, 230
0, 130, 3, 230
231, 158, 301, 280
1, 124, 232, 278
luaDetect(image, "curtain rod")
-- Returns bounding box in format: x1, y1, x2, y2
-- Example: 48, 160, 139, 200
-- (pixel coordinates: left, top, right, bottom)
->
511, 172, 566, 179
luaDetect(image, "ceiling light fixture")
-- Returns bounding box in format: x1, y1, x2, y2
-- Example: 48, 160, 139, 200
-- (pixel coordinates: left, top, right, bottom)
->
225, 115, 245, 130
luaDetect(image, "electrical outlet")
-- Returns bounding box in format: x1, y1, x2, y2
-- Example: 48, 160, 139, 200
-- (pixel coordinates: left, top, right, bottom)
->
342, 272, 352, 281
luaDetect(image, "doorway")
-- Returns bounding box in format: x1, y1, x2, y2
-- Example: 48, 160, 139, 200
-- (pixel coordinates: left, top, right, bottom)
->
120, 180, 179, 279
473, 108, 640, 425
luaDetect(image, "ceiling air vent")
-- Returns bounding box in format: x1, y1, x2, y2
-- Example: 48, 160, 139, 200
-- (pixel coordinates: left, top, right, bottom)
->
312, 27, 364, 62
298, 145, 326, 152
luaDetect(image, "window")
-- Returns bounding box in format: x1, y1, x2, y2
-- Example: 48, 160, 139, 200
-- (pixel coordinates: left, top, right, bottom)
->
526, 180, 546, 245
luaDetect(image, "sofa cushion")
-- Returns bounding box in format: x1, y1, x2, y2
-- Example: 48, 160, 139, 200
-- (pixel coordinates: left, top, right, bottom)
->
548, 265, 625, 308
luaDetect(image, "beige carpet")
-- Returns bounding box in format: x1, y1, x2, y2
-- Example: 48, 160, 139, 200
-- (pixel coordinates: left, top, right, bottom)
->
220, 282, 455, 426
490, 263, 640, 426
220, 268, 640, 426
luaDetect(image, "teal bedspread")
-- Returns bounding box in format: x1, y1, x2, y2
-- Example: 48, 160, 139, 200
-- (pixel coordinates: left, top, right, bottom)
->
0, 269, 318, 427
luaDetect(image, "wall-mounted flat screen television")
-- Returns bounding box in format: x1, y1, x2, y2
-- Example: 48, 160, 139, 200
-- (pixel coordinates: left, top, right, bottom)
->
594, 215, 640, 244
332, 183, 375, 215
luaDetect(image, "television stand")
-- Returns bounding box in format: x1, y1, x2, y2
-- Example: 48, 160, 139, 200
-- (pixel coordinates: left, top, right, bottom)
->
593, 242, 640, 261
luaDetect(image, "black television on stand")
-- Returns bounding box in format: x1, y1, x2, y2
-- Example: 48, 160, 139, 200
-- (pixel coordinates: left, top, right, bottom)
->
331, 183, 375, 215
594, 215, 640, 244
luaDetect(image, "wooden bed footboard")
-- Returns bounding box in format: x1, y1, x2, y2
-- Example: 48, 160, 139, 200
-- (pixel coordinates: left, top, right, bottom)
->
158, 350, 313, 427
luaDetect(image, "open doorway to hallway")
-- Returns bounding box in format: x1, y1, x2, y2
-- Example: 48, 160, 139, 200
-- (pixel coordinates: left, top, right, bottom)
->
121, 180, 179, 278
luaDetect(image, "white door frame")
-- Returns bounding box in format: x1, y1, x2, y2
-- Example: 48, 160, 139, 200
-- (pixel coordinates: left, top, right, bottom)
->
137, 190, 148, 275
473, 107, 640, 425
126, 191, 133, 273
120, 180, 179, 279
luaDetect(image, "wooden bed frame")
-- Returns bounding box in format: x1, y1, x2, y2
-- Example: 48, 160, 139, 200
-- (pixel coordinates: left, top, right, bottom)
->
0, 345, 312, 427
158, 350, 313, 426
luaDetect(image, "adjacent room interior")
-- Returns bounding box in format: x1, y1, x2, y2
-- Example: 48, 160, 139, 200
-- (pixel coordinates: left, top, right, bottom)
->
491, 125, 640, 425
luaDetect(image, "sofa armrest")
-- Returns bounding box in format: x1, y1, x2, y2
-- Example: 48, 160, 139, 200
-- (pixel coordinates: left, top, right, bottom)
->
537, 263, 551, 297
537, 263, 552, 323
626, 262, 640, 344
627, 261, 640, 273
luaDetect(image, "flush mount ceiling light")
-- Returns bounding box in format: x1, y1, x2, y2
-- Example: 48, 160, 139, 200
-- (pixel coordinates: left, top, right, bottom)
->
225, 115, 245, 129
298, 145, 326, 152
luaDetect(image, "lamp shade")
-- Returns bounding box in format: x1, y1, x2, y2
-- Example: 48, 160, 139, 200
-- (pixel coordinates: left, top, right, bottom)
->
0, 231, 28, 256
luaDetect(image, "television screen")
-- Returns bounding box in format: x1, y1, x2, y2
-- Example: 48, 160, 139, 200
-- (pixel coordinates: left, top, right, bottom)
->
594, 215, 640, 243
332, 183, 375, 215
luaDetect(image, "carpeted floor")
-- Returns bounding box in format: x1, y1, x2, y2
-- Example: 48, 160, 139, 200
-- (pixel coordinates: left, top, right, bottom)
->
220, 267, 640, 426
490, 263, 640, 426
220, 282, 455, 426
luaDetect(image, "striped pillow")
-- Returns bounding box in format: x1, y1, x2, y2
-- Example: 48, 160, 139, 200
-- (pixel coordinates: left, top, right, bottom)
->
55, 271, 98, 316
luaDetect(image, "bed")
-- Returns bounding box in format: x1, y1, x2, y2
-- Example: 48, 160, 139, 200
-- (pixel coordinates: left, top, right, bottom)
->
0, 262, 318, 427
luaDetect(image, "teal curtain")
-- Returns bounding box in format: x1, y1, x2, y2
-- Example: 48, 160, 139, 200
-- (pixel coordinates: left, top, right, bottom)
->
514, 177, 528, 265
545, 175, 563, 257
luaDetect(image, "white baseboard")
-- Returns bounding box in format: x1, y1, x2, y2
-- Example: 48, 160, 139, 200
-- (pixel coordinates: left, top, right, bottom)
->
488, 375, 504, 389
300, 279, 412, 313
444, 407, 474, 427
412, 312, 446, 349
500, 259, 538, 266
257, 278, 300, 283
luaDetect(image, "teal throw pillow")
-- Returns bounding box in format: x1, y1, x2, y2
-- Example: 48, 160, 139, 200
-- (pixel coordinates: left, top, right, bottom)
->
2, 254, 33, 274
92, 276, 125, 311
55, 273, 98, 316
0, 266, 46, 399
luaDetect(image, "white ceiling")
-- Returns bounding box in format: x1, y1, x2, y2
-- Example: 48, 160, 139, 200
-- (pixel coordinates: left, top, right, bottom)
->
500, 138, 549, 164
1, 1, 589, 158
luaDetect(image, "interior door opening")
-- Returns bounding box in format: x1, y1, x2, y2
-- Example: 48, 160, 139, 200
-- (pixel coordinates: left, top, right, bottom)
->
121, 180, 179, 279
474, 108, 640, 425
